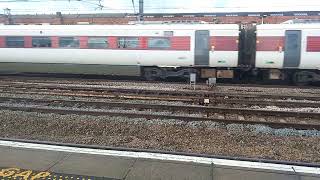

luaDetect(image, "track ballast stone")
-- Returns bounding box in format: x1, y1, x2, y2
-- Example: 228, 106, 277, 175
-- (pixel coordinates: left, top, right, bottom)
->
0, 110, 319, 163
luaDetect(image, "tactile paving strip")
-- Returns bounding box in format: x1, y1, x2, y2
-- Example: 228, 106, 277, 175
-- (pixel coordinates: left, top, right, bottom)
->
0, 167, 120, 180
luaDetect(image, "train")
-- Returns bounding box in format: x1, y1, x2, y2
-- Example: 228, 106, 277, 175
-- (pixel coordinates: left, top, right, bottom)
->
0, 23, 319, 85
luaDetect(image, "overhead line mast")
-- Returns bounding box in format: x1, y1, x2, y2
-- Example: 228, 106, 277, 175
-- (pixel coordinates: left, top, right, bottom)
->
138, 0, 143, 21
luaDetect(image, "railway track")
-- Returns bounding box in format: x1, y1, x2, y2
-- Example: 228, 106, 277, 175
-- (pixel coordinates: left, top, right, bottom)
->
1, 96, 320, 118
2, 88, 320, 109
0, 82, 320, 102
0, 96, 319, 130
0, 75, 319, 89
0, 78, 319, 130
1, 81, 320, 108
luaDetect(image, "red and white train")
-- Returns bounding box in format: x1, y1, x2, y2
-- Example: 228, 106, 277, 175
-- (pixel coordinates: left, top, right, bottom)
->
0, 23, 319, 84
254, 24, 320, 84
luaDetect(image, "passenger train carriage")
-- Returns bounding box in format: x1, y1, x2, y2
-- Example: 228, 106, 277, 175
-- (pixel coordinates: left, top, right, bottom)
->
0, 23, 319, 84
0, 24, 239, 80
255, 24, 320, 84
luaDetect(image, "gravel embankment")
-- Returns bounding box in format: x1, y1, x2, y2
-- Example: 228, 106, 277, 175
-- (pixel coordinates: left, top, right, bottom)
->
0, 110, 319, 163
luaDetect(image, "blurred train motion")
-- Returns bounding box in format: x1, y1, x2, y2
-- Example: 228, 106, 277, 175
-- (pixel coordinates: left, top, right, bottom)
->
0, 22, 319, 85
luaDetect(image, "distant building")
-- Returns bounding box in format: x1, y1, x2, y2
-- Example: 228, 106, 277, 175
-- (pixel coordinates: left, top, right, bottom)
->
0, 11, 319, 25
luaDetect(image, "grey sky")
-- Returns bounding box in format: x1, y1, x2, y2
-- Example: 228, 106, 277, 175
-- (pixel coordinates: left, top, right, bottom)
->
0, 0, 319, 15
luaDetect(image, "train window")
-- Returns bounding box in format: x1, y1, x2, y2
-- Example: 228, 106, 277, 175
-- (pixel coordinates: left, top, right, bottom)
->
6, 37, 24, 48
148, 38, 171, 49
117, 37, 139, 48
59, 37, 80, 48
88, 37, 108, 49
32, 37, 51, 47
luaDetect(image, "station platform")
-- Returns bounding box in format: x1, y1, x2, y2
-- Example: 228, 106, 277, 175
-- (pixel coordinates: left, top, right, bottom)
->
0, 140, 319, 180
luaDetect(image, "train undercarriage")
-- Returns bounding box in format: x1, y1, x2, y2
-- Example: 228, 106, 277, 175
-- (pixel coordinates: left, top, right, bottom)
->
0, 62, 318, 86
142, 66, 320, 85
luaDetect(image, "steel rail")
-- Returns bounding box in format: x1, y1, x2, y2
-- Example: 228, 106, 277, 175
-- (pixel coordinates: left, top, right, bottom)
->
211, 99, 320, 108
0, 88, 319, 108
0, 83, 320, 101
1, 96, 319, 119
0, 89, 196, 102
0, 103, 319, 130
0, 76, 319, 89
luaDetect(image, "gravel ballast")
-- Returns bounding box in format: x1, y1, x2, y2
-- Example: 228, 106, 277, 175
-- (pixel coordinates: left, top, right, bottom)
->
0, 110, 319, 163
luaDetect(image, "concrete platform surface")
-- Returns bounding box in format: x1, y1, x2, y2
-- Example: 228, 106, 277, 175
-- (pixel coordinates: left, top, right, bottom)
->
0, 140, 319, 180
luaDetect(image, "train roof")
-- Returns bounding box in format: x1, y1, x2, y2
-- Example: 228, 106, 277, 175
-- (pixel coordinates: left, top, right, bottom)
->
0, 24, 240, 31
257, 23, 320, 29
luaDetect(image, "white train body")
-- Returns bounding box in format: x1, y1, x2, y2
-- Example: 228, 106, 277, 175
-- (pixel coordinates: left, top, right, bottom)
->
0, 23, 319, 84
256, 24, 320, 70
0, 24, 239, 75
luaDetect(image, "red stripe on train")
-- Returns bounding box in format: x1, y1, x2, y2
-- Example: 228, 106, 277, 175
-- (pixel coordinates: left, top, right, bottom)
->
210, 36, 238, 51
0, 37, 5, 48
307, 36, 320, 52
256, 36, 285, 51
24, 36, 32, 48
51, 36, 59, 48
79, 36, 88, 49
170, 36, 190, 50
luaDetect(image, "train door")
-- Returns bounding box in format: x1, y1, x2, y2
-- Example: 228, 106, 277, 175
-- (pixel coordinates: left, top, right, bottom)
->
195, 30, 210, 66
283, 30, 301, 68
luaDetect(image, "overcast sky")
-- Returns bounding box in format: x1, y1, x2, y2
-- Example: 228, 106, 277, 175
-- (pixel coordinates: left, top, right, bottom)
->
0, 0, 319, 14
